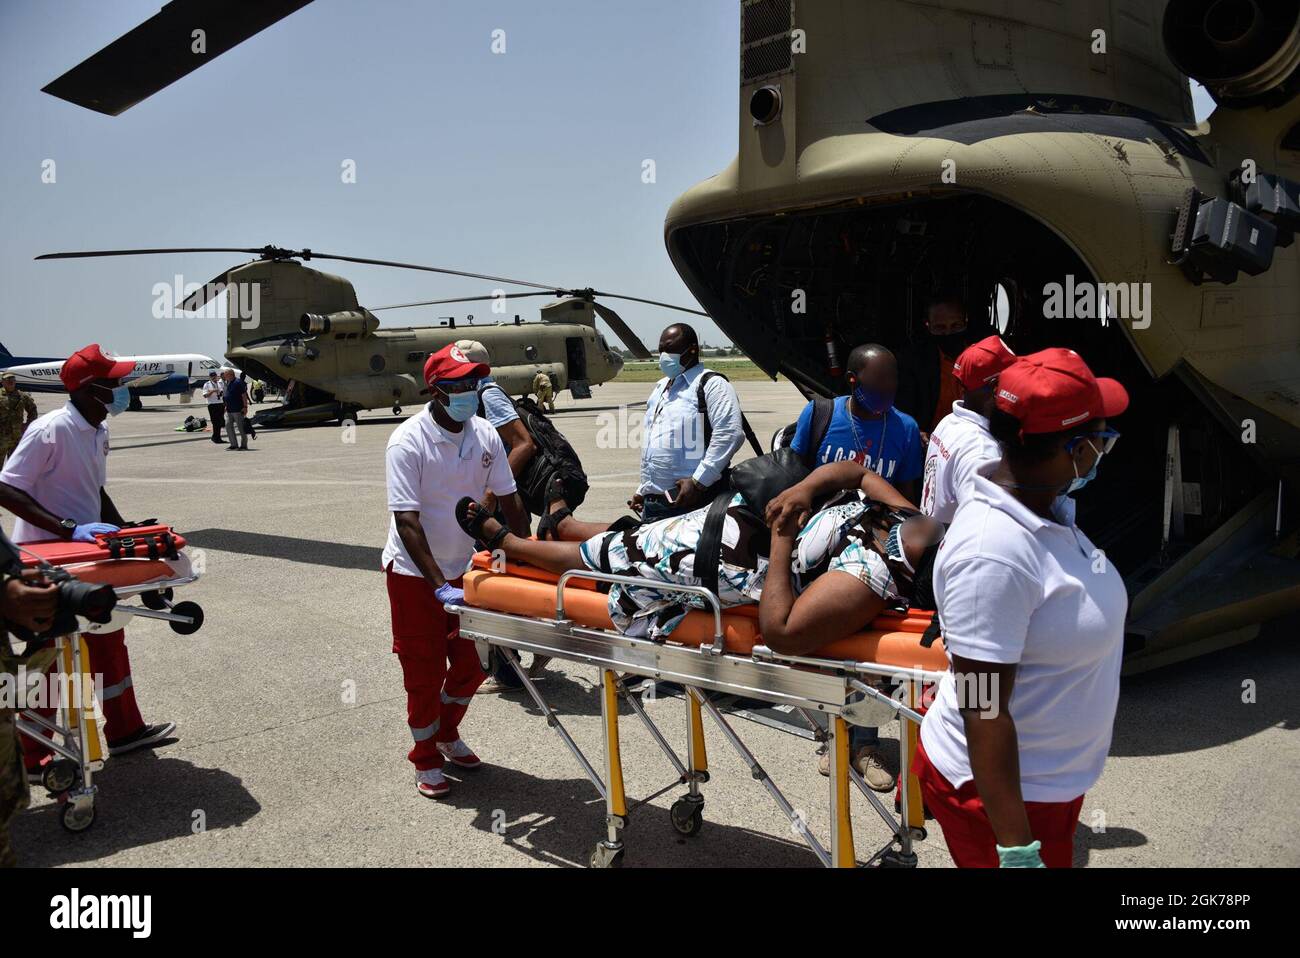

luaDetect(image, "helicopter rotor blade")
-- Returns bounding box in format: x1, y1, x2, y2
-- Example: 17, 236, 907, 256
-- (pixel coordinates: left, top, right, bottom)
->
302, 253, 560, 291
35, 247, 270, 261
591, 302, 653, 360
179, 268, 242, 312
588, 291, 709, 318
372, 291, 556, 311
42, 0, 314, 116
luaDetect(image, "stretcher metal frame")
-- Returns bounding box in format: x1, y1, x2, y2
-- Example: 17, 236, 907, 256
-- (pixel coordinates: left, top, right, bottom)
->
449, 568, 946, 868
14, 567, 200, 834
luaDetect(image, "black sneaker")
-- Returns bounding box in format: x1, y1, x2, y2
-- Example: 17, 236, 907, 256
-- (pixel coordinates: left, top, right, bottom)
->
108, 721, 178, 756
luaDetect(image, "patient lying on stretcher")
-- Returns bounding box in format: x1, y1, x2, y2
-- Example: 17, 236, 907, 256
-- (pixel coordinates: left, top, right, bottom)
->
455, 460, 943, 656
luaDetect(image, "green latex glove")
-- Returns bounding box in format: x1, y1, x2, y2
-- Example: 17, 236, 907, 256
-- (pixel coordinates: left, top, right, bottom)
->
997, 840, 1046, 868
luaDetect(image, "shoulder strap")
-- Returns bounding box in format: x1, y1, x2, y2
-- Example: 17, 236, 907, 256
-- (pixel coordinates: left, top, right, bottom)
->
697, 370, 763, 457
694, 490, 734, 600
803, 396, 835, 470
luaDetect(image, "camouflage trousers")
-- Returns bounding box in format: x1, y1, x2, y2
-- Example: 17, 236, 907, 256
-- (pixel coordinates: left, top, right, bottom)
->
0, 707, 27, 868
0, 439, 15, 468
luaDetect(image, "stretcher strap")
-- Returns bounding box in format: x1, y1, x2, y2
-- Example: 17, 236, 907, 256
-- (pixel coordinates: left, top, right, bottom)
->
694, 490, 734, 602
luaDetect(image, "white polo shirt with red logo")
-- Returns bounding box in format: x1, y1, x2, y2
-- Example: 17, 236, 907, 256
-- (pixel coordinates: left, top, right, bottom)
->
0, 402, 109, 544
921, 464, 1127, 803
382, 407, 517, 580
920, 400, 1001, 523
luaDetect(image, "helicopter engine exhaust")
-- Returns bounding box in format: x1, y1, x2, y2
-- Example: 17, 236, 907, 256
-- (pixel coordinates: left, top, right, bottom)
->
300, 310, 379, 336
1163, 0, 1300, 103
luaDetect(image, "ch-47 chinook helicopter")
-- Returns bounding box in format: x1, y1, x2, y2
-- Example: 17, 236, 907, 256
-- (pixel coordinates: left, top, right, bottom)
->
35, 0, 1300, 670
33, 245, 693, 427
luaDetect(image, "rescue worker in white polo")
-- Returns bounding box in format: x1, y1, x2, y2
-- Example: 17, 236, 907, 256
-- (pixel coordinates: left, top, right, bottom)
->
382, 343, 529, 798
0, 344, 177, 772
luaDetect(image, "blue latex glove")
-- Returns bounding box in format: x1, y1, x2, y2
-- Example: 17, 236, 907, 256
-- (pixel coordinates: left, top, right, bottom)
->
435, 582, 465, 606
997, 840, 1046, 868
73, 522, 121, 543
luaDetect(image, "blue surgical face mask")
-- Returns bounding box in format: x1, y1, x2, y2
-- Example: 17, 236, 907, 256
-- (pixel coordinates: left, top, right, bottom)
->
106, 385, 131, 417
852, 383, 893, 415
1067, 441, 1103, 494
442, 391, 480, 423
659, 352, 683, 379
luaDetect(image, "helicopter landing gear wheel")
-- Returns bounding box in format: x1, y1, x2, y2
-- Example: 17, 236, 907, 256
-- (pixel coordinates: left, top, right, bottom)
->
669, 796, 704, 837
392, 403, 402, 415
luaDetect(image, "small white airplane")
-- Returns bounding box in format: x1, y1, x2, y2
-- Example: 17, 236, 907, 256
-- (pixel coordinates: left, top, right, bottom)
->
0, 343, 226, 409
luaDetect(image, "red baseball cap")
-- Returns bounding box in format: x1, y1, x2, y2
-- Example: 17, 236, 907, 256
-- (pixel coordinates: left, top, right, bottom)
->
995, 348, 1129, 434
423, 343, 488, 388
60, 344, 135, 392
952, 335, 1016, 389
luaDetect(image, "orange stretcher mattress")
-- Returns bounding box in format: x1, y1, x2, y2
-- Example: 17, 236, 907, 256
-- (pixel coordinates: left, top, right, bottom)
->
461, 559, 947, 672
19, 526, 190, 589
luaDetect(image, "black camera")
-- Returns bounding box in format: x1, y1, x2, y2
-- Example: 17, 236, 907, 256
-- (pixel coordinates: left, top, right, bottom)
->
1, 534, 116, 644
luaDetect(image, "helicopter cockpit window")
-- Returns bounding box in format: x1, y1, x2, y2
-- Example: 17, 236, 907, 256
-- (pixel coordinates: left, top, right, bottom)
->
524, 345, 539, 360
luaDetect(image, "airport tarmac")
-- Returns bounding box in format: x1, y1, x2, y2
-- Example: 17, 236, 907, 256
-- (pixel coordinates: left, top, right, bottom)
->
7, 382, 1299, 868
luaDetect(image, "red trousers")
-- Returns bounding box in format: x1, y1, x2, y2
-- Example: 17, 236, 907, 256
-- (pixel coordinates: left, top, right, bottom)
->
913, 737, 1084, 868
385, 569, 485, 771
23, 628, 145, 769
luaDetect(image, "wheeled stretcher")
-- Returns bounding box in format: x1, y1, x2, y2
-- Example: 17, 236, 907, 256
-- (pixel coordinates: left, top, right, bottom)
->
448, 553, 948, 868
13, 526, 203, 832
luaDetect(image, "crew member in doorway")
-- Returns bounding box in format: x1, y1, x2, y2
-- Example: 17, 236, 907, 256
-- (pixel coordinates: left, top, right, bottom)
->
897, 291, 979, 438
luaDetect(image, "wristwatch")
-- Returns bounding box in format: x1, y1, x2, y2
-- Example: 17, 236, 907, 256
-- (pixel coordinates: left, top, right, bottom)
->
60, 518, 77, 539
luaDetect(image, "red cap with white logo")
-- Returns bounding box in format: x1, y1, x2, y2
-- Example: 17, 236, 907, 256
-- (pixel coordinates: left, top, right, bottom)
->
423, 343, 489, 388
60, 344, 135, 392
994, 348, 1129, 434
952, 335, 1016, 389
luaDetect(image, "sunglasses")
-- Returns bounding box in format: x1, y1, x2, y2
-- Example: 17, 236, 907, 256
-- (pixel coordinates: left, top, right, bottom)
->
435, 378, 481, 394
1065, 428, 1120, 455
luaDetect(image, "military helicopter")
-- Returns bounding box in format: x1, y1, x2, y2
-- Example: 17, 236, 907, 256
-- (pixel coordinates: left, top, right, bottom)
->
35, 0, 1300, 670
33, 245, 702, 427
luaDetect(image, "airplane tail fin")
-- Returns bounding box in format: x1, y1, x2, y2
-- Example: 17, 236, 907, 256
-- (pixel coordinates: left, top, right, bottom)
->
0, 342, 11, 360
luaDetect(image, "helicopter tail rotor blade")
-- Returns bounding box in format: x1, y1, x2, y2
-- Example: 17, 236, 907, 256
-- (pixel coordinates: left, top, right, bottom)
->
591, 302, 653, 360
42, 0, 314, 116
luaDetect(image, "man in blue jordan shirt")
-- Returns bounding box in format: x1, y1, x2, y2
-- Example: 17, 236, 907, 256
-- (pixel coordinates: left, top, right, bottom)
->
789, 343, 923, 792
790, 343, 923, 504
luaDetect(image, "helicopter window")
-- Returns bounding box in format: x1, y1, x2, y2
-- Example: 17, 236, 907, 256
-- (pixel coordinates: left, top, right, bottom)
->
370, 354, 386, 373
990, 280, 1017, 335
406, 351, 426, 364
524, 345, 539, 360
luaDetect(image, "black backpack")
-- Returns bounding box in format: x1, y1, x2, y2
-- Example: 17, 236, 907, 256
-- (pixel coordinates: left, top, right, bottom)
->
772, 395, 835, 468
691, 371, 765, 461
478, 383, 588, 515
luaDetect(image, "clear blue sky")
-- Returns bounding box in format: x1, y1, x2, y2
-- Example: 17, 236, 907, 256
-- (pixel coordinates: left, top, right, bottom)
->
0, 2, 1214, 362
0, 0, 741, 359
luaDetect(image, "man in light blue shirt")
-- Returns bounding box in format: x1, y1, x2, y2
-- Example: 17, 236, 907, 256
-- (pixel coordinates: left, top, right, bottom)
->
634, 324, 745, 523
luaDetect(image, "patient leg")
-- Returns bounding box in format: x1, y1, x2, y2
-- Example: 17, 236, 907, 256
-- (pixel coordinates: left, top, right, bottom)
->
462, 499, 586, 574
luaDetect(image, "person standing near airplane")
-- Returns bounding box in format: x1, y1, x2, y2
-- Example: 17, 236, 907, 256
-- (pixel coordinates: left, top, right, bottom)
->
222, 367, 249, 450
0, 344, 178, 770
0, 373, 38, 466
201, 370, 225, 444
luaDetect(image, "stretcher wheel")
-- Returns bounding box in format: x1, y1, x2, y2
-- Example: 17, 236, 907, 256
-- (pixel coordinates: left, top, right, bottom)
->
589, 843, 624, 868
669, 797, 704, 837
42, 760, 78, 795
169, 601, 204, 635
60, 801, 96, 833
141, 588, 174, 610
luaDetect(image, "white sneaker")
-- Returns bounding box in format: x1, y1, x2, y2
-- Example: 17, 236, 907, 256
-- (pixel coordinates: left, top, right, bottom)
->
416, 768, 450, 799
436, 739, 482, 769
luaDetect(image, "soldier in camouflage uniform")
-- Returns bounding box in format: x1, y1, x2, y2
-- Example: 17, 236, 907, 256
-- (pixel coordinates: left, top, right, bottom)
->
0, 529, 59, 867
0, 373, 38, 465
